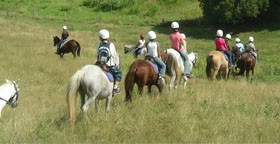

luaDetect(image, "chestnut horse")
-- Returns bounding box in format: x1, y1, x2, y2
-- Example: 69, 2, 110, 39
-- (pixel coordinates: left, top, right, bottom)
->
235, 52, 256, 81
206, 51, 229, 80
53, 36, 81, 58
124, 51, 167, 102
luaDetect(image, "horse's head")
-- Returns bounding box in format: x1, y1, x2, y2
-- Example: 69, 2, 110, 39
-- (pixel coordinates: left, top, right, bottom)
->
53, 36, 61, 46
5, 79, 20, 108
160, 50, 168, 64
189, 52, 198, 68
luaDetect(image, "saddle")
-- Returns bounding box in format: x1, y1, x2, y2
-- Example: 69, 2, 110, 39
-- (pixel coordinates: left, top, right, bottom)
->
59, 40, 68, 48
144, 56, 159, 74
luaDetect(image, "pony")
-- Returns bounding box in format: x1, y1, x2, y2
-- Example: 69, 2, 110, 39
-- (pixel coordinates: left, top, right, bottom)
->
235, 52, 257, 81
67, 64, 114, 124
0, 79, 20, 118
124, 45, 147, 58
164, 48, 198, 90
124, 51, 167, 102
53, 36, 81, 58
206, 51, 229, 80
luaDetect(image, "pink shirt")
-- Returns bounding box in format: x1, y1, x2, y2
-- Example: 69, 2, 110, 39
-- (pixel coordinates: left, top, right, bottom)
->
215, 38, 227, 51
170, 32, 183, 51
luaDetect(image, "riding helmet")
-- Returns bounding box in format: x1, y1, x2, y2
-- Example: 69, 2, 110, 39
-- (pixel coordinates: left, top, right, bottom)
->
98, 29, 110, 39
249, 36, 254, 42
171, 22, 179, 29
216, 29, 223, 37
147, 31, 156, 40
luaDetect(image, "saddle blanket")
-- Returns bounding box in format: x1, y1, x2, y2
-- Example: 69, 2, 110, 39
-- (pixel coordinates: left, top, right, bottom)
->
147, 61, 159, 74
104, 71, 114, 82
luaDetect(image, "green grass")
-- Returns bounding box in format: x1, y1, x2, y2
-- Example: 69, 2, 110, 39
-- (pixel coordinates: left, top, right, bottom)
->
0, 0, 279, 143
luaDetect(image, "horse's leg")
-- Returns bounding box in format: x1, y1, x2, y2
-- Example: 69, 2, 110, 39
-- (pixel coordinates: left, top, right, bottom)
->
95, 99, 99, 113
82, 92, 99, 112
148, 85, 152, 94
79, 90, 86, 110
170, 75, 176, 90
246, 67, 250, 80
213, 69, 219, 80
225, 68, 229, 80
156, 84, 164, 94
137, 80, 146, 95
105, 95, 112, 119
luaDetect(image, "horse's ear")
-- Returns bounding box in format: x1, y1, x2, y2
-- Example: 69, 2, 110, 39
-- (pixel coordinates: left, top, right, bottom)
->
5, 79, 10, 83
16, 79, 20, 83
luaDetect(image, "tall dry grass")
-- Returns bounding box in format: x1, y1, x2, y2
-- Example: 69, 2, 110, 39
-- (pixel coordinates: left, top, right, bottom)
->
0, 17, 279, 143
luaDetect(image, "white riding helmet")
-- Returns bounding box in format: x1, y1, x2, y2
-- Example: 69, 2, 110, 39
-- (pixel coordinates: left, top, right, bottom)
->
147, 31, 156, 40
171, 22, 179, 29
216, 29, 223, 37
63, 26, 67, 29
235, 38, 241, 43
98, 29, 110, 39
225, 34, 231, 40
249, 36, 254, 42
181, 33, 186, 39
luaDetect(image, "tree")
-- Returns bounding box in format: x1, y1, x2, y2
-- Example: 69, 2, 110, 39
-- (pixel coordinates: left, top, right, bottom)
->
198, 0, 270, 24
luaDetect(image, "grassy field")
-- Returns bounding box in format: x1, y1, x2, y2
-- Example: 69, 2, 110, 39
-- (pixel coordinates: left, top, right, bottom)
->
0, 0, 279, 143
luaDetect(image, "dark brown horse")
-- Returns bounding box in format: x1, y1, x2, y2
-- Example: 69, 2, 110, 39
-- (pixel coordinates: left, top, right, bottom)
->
53, 36, 81, 58
235, 52, 257, 81
124, 51, 167, 102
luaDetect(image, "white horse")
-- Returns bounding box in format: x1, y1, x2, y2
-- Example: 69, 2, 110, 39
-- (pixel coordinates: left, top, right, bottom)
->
165, 48, 198, 90
67, 64, 114, 124
0, 79, 20, 118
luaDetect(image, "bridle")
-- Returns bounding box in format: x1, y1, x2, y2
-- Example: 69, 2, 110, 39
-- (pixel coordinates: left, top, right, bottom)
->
191, 53, 198, 67
0, 81, 19, 108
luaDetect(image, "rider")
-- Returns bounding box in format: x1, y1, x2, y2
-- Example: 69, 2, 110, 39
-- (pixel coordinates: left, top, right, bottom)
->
133, 34, 146, 58
245, 36, 258, 62
181, 33, 187, 53
97, 29, 122, 95
56, 26, 69, 54
225, 34, 234, 66
215, 29, 233, 68
145, 31, 166, 85
235, 38, 244, 53
170, 21, 193, 79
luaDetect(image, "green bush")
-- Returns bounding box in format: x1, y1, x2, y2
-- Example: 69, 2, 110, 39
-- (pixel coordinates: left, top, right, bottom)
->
83, 0, 135, 12
198, 0, 270, 24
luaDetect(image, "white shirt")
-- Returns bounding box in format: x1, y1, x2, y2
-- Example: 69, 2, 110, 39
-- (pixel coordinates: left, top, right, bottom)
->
146, 41, 158, 57
137, 39, 145, 48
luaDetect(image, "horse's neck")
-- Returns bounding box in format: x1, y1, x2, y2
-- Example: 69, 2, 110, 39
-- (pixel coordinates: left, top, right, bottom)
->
0, 84, 13, 100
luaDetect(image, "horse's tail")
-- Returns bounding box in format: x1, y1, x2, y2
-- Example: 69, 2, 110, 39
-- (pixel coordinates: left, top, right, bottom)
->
124, 66, 137, 102
76, 41, 81, 57
66, 69, 84, 124
206, 55, 213, 80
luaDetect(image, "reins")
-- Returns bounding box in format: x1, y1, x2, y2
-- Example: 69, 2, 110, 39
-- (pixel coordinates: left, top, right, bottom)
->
0, 81, 19, 106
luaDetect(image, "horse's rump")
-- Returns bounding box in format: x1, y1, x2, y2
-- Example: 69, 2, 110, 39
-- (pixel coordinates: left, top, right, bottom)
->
206, 51, 229, 80
67, 65, 113, 123
124, 59, 161, 102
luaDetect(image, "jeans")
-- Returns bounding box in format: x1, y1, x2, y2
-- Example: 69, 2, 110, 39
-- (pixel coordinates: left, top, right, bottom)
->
153, 57, 166, 77
177, 50, 191, 75
109, 66, 122, 82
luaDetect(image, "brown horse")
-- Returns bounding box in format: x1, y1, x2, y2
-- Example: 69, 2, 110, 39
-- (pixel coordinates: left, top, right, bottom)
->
206, 51, 229, 80
53, 36, 81, 58
124, 51, 167, 102
235, 52, 256, 81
